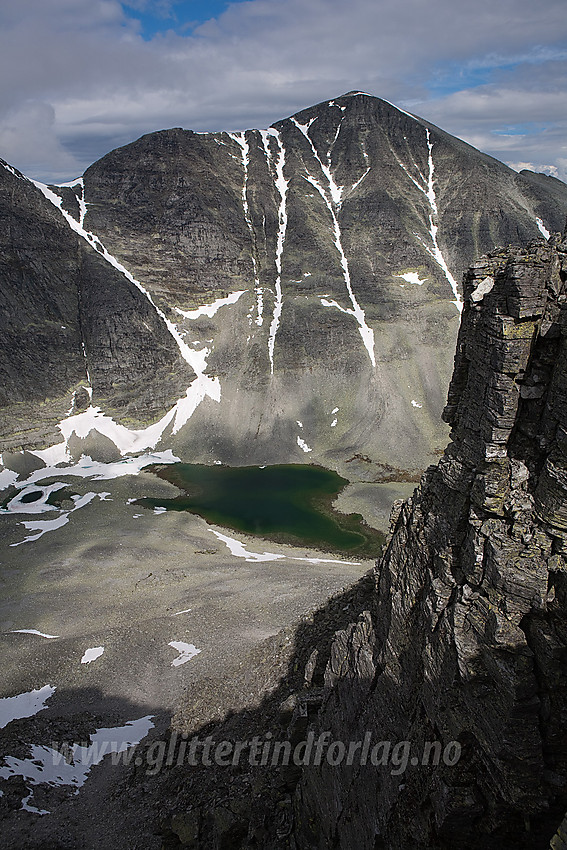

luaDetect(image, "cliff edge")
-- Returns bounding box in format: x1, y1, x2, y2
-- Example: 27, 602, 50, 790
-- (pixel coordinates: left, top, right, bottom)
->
293, 233, 567, 848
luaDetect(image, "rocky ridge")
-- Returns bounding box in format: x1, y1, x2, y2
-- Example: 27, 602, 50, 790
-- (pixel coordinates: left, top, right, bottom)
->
291, 233, 567, 848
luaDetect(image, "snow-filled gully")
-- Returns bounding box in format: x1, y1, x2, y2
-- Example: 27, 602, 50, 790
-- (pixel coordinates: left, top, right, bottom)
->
228, 132, 264, 328
290, 117, 376, 367
31, 179, 200, 369
393, 129, 463, 312
260, 128, 289, 374
14, 173, 243, 452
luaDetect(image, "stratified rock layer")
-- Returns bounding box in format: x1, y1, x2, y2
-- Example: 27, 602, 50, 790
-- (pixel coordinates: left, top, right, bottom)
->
291, 235, 567, 848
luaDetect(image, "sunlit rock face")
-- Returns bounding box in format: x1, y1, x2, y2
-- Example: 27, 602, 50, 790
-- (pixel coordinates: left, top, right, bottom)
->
1, 94, 566, 471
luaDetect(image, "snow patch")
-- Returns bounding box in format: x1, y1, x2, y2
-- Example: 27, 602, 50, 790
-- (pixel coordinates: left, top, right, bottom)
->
175, 290, 246, 320
350, 166, 371, 193
397, 272, 427, 286
399, 130, 462, 312
536, 218, 551, 240
0, 685, 56, 730
471, 276, 495, 303
9, 629, 59, 639
3, 482, 69, 515
297, 436, 312, 453
55, 177, 83, 188
211, 529, 285, 562
9, 492, 98, 546
52, 403, 181, 458
230, 130, 264, 326
21, 451, 180, 490
411, 400, 423, 409
0, 468, 18, 490
1, 161, 23, 179
261, 129, 289, 373
80, 647, 104, 665
209, 531, 363, 567
29, 442, 69, 466
4, 468, 158, 543
168, 641, 201, 667
0, 715, 154, 813
291, 556, 362, 565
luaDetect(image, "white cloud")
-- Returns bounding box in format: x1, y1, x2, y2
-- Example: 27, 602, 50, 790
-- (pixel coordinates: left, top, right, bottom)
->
413, 81, 567, 182
0, 0, 566, 182
418, 86, 567, 124
0, 101, 81, 180
507, 162, 559, 177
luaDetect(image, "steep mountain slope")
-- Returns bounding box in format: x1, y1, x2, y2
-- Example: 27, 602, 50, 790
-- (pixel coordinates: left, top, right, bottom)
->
0, 163, 194, 454
1, 93, 566, 474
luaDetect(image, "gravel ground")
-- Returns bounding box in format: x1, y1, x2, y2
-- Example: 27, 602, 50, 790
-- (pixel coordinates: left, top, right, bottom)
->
0, 470, 406, 848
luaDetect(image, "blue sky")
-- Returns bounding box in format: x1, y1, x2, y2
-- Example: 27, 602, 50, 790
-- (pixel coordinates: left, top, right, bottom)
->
122, 1, 245, 38
0, 0, 565, 183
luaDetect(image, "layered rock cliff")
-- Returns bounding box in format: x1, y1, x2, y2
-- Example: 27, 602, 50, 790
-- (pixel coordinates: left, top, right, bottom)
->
290, 234, 567, 848
0, 161, 194, 453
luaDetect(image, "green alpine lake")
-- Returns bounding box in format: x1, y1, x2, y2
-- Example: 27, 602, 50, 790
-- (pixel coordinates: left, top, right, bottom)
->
138, 463, 384, 555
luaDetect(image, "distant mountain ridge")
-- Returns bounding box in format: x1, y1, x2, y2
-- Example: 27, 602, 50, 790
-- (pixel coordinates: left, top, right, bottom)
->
1, 93, 566, 475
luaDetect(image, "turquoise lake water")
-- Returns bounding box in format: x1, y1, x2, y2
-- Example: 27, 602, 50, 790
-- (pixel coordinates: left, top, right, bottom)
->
138, 463, 383, 554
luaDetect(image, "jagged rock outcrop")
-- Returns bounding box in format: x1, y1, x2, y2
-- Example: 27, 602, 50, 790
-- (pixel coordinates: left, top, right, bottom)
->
289, 235, 567, 848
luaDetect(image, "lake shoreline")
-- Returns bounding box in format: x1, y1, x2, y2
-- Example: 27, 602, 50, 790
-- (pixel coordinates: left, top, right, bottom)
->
138, 461, 387, 557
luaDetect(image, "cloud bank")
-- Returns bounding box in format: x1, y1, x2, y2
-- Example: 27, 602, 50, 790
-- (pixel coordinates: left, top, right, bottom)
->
0, 0, 565, 182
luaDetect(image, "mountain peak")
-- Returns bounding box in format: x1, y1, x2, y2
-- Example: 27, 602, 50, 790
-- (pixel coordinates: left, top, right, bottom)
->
340, 90, 373, 97
1, 94, 566, 471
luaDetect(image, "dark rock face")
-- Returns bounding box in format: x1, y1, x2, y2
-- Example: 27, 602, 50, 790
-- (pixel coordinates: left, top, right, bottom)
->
288, 235, 567, 848
0, 162, 84, 406
78, 247, 194, 421
140, 240, 567, 850
0, 161, 194, 449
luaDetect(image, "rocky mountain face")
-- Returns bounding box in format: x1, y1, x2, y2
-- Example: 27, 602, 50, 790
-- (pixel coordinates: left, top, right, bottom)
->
152, 237, 567, 850
2, 93, 567, 473
0, 162, 194, 454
